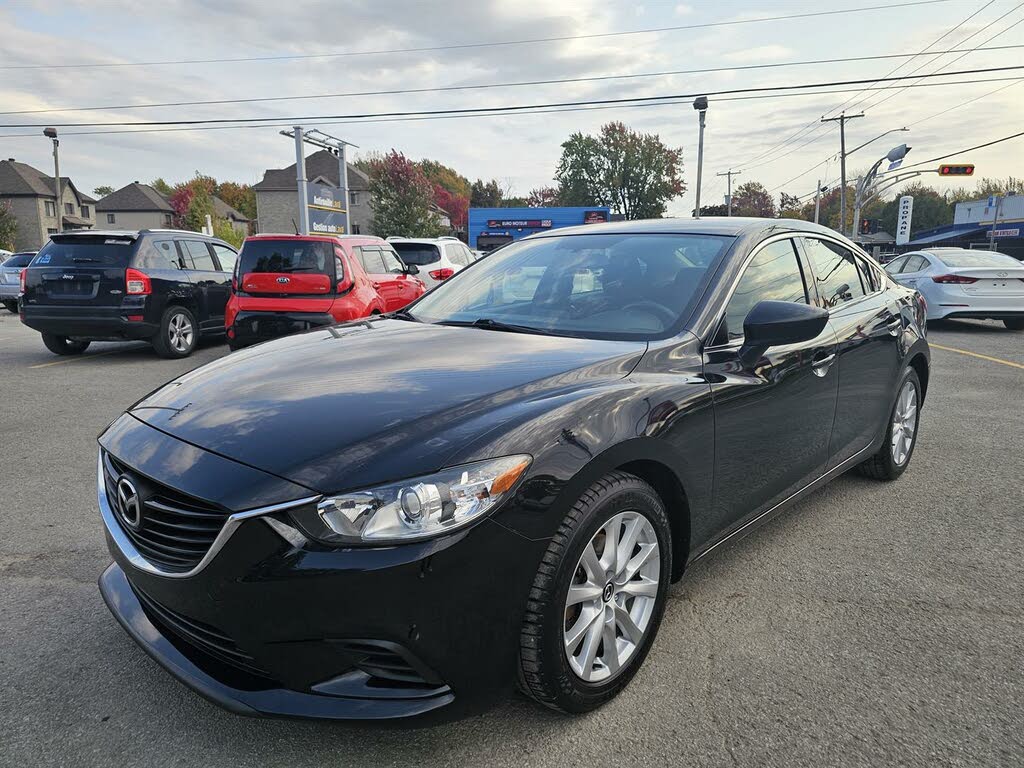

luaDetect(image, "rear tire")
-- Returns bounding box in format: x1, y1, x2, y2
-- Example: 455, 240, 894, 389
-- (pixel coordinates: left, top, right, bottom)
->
518, 471, 672, 714
41, 333, 90, 356
153, 306, 198, 359
1003, 318, 1024, 331
2, 300, 17, 313
857, 367, 922, 481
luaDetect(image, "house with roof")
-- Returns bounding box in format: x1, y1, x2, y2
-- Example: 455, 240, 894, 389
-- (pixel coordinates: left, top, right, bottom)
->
0, 158, 96, 250
95, 182, 175, 231
254, 150, 372, 235
213, 195, 251, 236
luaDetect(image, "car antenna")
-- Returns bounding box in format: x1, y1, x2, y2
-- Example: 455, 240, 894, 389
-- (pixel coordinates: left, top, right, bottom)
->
291, 218, 300, 236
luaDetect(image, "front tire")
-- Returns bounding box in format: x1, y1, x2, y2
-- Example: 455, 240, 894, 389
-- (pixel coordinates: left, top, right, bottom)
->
857, 367, 922, 481
41, 332, 90, 356
1003, 318, 1024, 331
153, 306, 198, 359
518, 471, 672, 713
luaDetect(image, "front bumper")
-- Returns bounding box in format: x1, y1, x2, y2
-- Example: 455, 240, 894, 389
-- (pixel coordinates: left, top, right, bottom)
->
229, 310, 336, 348
97, 416, 546, 720
21, 305, 157, 340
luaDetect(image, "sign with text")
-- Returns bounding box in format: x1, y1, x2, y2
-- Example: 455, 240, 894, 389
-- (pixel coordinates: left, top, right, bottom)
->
486, 219, 552, 229
307, 182, 347, 235
991, 228, 1020, 238
895, 195, 914, 245
583, 210, 609, 224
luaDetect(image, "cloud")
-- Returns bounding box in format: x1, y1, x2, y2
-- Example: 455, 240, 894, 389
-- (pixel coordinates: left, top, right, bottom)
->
722, 45, 795, 64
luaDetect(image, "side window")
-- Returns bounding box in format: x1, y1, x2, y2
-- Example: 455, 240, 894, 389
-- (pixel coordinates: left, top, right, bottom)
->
463, 245, 477, 263
854, 255, 878, 293
359, 246, 386, 274
884, 255, 908, 275
211, 244, 237, 273
801, 237, 866, 308
724, 239, 809, 341
381, 247, 407, 274
901, 255, 927, 273
182, 240, 216, 270
154, 240, 182, 269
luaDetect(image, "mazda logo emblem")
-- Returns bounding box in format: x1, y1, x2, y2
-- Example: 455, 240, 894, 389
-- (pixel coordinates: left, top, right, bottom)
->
115, 476, 143, 531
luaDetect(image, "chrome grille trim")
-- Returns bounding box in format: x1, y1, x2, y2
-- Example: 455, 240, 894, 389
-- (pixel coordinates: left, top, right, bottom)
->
98, 450, 320, 579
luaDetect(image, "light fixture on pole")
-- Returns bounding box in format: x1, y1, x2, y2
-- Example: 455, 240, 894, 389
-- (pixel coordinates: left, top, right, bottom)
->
43, 127, 61, 235
852, 143, 911, 239
692, 96, 708, 219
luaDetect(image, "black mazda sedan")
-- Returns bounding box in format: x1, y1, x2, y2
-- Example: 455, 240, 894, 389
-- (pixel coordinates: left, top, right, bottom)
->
98, 218, 929, 719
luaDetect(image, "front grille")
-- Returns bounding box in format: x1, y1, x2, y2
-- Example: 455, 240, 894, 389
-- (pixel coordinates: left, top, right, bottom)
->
132, 586, 271, 679
102, 450, 229, 572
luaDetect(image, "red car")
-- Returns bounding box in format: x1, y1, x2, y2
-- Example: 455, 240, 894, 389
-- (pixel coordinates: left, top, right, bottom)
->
225, 234, 426, 350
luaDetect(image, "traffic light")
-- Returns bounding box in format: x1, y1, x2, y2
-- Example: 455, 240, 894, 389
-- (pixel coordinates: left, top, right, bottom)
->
938, 164, 975, 176
860, 218, 877, 235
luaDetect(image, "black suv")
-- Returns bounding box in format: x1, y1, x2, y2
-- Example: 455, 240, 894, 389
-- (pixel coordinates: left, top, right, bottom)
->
20, 230, 238, 358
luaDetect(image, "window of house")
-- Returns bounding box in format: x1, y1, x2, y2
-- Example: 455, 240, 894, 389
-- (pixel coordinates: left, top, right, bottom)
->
46, 228, 58, 235
107, 213, 116, 224
801, 237, 866, 308
64, 203, 74, 215
724, 239, 809, 341
349, 191, 359, 205
45, 201, 56, 217
164, 213, 173, 227
81, 205, 90, 218
351, 223, 361, 235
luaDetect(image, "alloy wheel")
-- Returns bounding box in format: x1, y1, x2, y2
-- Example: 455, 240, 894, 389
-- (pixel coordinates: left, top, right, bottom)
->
890, 380, 918, 466
169, 312, 194, 353
563, 510, 660, 683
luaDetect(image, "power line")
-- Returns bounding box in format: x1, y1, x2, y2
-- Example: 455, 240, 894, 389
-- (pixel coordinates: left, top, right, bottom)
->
0, 75, 1016, 140
896, 131, 1024, 169
1, 65, 1017, 130
0, 0, 955, 72
4, 44, 1020, 118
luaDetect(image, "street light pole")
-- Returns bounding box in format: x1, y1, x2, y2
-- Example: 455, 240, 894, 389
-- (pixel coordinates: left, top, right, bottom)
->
813, 180, 825, 224
43, 127, 61, 234
820, 112, 864, 236
716, 169, 741, 216
852, 143, 911, 240
693, 96, 708, 219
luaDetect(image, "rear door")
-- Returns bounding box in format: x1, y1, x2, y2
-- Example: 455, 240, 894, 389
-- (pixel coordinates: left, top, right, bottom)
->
23, 234, 135, 308
180, 239, 230, 328
798, 236, 903, 469
380, 244, 420, 308
357, 246, 402, 310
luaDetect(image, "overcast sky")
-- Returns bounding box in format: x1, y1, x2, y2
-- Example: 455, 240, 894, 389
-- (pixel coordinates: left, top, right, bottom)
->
1, 0, 1022, 214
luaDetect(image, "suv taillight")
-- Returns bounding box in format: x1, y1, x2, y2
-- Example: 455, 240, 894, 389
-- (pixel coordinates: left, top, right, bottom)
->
19, 268, 26, 294
429, 268, 455, 281
125, 268, 152, 295
932, 274, 977, 284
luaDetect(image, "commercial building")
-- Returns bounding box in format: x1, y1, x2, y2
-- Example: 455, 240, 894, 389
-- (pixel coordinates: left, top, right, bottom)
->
253, 150, 372, 235
0, 158, 96, 250
905, 194, 1023, 259
467, 206, 611, 251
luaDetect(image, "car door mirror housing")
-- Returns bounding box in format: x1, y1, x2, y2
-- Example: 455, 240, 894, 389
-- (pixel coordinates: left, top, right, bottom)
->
738, 300, 829, 368
405, 264, 420, 275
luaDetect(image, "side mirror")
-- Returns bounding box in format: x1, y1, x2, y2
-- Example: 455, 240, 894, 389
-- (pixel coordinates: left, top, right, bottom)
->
738, 300, 829, 368
405, 264, 420, 275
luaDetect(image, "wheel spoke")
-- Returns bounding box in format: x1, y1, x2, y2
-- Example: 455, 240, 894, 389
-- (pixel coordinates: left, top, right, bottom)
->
580, 541, 603, 583
621, 542, 657, 582
599, 517, 621, 572
601, 614, 620, 674
619, 576, 658, 598
564, 606, 601, 651
615, 604, 645, 644
566, 583, 603, 606
615, 515, 643, 577
577, 614, 604, 675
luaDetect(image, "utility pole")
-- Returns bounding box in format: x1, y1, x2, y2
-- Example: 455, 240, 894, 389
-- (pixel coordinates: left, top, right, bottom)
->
989, 195, 1004, 250
692, 96, 709, 218
813, 180, 824, 224
716, 169, 741, 216
820, 112, 864, 236
43, 127, 61, 234
292, 126, 311, 235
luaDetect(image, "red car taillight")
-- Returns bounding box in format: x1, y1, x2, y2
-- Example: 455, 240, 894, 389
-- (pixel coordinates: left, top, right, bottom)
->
932, 274, 977, 284
125, 267, 151, 295
429, 268, 455, 281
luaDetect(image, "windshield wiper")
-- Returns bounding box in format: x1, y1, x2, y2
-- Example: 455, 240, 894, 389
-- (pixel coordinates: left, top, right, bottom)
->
389, 308, 419, 322
436, 318, 563, 336
71, 256, 99, 263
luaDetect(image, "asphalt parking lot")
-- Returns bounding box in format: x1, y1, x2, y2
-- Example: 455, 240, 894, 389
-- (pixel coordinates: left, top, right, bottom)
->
1, 309, 1021, 768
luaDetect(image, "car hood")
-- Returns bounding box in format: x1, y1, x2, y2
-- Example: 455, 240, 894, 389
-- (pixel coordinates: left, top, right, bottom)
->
130, 319, 646, 493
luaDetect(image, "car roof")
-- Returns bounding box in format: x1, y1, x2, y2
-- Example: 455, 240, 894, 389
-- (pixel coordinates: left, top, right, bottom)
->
387, 237, 450, 244
528, 216, 842, 239
246, 233, 385, 243
48, 229, 222, 241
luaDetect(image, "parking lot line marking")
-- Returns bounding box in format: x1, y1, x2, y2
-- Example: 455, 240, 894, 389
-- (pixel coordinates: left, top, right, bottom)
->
929, 342, 1024, 371
28, 349, 126, 369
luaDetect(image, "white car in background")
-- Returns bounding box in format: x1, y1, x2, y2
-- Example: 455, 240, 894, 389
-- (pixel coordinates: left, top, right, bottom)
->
884, 248, 1024, 330
388, 237, 477, 290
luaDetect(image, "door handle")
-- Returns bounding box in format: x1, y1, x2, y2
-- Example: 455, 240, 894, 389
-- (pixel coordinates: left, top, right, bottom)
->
811, 350, 836, 377
885, 315, 903, 336
372, 281, 381, 289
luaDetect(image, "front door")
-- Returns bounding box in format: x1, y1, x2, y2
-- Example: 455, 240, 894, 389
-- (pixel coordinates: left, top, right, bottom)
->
703, 236, 839, 534
181, 239, 230, 328
797, 236, 903, 468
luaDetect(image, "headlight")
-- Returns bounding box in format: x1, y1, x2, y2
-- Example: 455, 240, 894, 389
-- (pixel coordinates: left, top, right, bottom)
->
289, 455, 531, 545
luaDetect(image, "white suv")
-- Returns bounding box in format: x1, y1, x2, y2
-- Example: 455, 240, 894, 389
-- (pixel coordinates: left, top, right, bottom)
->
388, 237, 477, 290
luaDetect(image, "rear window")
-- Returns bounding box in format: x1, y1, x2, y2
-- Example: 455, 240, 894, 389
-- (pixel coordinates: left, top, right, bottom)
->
391, 242, 441, 266
3, 253, 35, 268
935, 251, 1020, 268
238, 239, 335, 277
33, 236, 134, 267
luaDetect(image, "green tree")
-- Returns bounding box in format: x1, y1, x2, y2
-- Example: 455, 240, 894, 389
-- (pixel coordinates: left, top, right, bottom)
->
778, 192, 802, 218
0, 201, 17, 250
184, 185, 215, 233
150, 178, 173, 197
92, 185, 114, 198
527, 186, 561, 207
419, 160, 471, 200
470, 179, 504, 208
973, 176, 1023, 199
554, 122, 684, 219
730, 181, 776, 218
212, 218, 245, 248
368, 150, 445, 238
215, 181, 256, 220
877, 182, 953, 236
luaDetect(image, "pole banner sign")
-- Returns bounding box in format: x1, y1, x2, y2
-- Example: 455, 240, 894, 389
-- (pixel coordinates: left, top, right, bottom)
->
895, 195, 914, 245
307, 183, 347, 234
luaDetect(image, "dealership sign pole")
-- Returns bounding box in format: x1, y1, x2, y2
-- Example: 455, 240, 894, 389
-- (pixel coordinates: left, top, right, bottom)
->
292, 126, 311, 236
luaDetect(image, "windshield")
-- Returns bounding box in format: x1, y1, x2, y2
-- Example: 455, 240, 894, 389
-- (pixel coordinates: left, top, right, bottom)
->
3, 253, 35, 268
391, 242, 441, 266
33, 236, 134, 267
936, 251, 1020, 268
409, 233, 733, 339
238, 239, 334, 276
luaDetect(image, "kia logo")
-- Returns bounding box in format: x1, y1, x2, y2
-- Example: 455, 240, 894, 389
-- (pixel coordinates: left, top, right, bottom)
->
115, 477, 143, 531
277, 276, 290, 284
